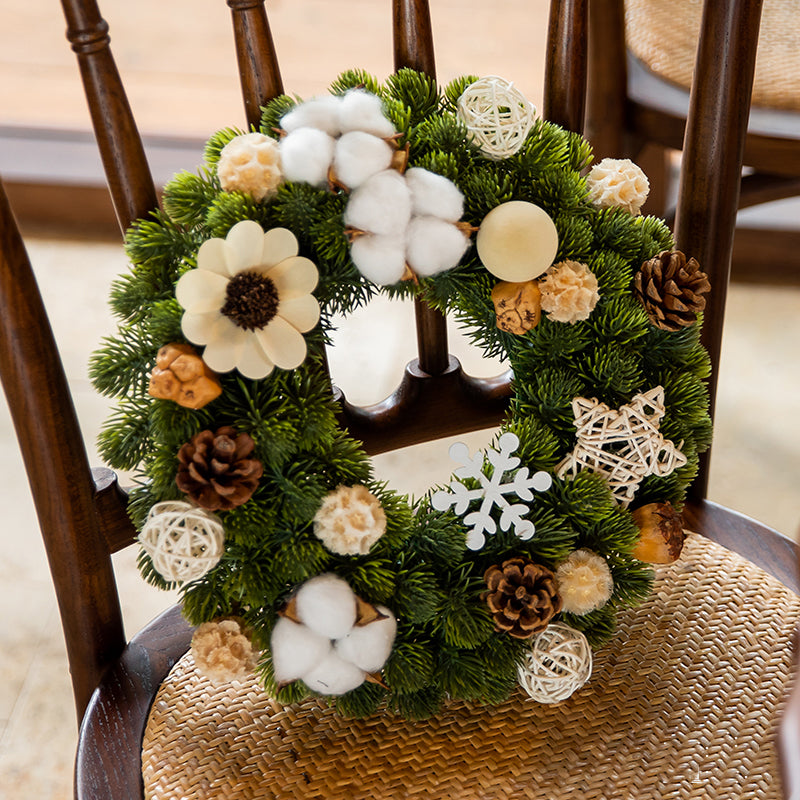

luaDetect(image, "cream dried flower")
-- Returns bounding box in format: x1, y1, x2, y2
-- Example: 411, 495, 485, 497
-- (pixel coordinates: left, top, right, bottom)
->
313, 485, 387, 556
586, 157, 650, 215
539, 260, 600, 324
555, 549, 614, 615
191, 619, 259, 684
176, 220, 319, 380
217, 133, 282, 201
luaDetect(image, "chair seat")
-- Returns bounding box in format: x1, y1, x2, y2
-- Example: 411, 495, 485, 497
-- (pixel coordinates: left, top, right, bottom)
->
138, 534, 799, 799
625, 0, 800, 114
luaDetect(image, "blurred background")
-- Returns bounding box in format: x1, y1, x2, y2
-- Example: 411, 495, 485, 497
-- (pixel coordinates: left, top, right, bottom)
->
0, 1, 798, 797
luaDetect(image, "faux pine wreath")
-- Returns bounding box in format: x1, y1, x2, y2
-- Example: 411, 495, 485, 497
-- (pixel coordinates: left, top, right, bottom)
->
91, 69, 712, 718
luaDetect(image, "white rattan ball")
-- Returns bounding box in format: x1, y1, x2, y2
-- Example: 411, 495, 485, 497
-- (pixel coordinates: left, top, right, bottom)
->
518, 623, 593, 704
457, 76, 536, 160
139, 500, 225, 583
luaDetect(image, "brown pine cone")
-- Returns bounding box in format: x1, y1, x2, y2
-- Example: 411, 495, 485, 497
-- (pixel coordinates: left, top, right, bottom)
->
483, 557, 563, 639
176, 426, 263, 511
634, 250, 711, 331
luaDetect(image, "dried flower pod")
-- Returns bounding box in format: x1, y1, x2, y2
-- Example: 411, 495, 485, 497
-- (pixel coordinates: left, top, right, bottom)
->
555, 549, 614, 615
491, 280, 542, 334
217, 132, 282, 201
191, 619, 259, 684
483, 557, 562, 639
313, 485, 387, 556
539, 260, 600, 324
586, 157, 650, 215
631, 501, 686, 563
176, 426, 263, 511
635, 250, 711, 331
148, 343, 223, 409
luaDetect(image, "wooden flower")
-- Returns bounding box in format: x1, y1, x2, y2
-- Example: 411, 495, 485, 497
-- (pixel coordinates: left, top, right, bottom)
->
176, 220, 320, 380
539, 261, 600, 324
586, 157, 650, 215
313, 485, 387, 556
217, 132, 283, 201
191, 619, 259, 684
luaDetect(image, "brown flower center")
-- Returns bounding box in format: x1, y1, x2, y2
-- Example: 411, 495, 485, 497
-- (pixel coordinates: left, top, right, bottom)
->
221, 271, 280, 330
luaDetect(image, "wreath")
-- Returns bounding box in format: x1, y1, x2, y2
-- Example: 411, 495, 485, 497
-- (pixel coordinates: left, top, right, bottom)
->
91, 69, 712, 719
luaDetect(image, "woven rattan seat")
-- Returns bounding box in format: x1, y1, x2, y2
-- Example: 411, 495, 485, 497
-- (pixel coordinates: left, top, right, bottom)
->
626, 0, 800, 113
141, 535, 800, 799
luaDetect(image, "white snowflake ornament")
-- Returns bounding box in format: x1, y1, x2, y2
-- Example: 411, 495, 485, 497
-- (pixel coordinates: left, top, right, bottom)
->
431, 432, 553, 550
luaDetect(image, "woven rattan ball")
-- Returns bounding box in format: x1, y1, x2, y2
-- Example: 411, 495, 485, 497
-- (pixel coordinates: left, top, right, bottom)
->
517, 622, 592, 703
457, 76, 536, 160
139, 500, 225, 583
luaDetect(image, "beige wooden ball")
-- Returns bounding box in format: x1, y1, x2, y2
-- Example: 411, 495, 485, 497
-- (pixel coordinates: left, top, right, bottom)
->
476, 201, 559, 282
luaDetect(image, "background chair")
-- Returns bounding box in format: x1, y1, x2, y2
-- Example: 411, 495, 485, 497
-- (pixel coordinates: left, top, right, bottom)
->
0, 0, 797, 796
586, 0, 800, 286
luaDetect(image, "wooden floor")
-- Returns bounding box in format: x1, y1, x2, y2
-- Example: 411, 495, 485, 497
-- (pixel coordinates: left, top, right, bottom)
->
0, 2, 799, 798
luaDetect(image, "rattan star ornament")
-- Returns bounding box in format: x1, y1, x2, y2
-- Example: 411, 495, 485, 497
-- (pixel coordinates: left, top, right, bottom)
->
556, 386, 687, 506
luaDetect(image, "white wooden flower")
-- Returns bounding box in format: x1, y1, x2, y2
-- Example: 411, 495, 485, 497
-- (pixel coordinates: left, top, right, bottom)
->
217, 133, 282, 201
586, 157, 650, 215
555, 549, 614, 615
176, 220, 320, 380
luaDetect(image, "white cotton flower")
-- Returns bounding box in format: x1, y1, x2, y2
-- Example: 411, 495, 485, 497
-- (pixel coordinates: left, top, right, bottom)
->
406, 216, 470, 277
270, 617, 332, 684
333, 131, 394, 189
281, 95, 343, 136
294, 573, 358, 639
344, 169, 412, 236
175, 220, 319, 380
279, 127, 336, 187
349, 233, 408, 286
302, 651, 366, 695
335, 606, 397, 672
405, 167, 465, 222
338, 89, 396, 137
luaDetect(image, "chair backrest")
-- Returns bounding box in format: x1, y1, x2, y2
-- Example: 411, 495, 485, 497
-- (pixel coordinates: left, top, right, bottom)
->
0, 0, 765, 730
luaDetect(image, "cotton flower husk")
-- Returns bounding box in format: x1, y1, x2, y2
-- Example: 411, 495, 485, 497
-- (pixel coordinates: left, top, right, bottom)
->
539, 260, 600, 324
279, 127, 336, 187
191, 619, 259, 684
555, 549, 614, 615
313, 484, 387, 556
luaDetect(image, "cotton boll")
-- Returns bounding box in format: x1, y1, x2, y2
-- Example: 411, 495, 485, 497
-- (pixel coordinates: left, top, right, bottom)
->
333, 132, 394, 189
350, 234, 408, 285
335, 606, 397, 672
405, 168, 465, 222
338, 90, 396, 138
295, 573, 357, 639
281, 95, 343, 136
280, 128, 335, 187
270, 618, 332, 684
302, 652, 366, 695
344, 170, 412, 236
406, 216, 470, 277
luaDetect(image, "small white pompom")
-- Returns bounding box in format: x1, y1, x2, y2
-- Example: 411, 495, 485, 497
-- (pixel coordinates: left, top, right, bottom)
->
302, 651, 366, 695
406, 216, 470, 277
350, 234, 408, 285
338, 89, 396, 138
270, 617, 332, 684
295, 573, 357, 639
333, 131, 394, 189
281, 95, 343, 136
279, 128, 336, 187
335, 606, 397, 672
405, 167, 465, 222
344, 170, 412, 236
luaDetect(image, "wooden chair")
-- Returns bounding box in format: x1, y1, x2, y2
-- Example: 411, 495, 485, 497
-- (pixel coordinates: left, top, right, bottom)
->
0, 0, 797, 796
586, 0, 800, 286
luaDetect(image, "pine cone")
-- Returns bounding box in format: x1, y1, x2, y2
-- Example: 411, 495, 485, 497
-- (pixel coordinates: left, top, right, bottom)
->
176, 426, 263, 511
634, 250, 711, 331
483, 557, 562, 639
